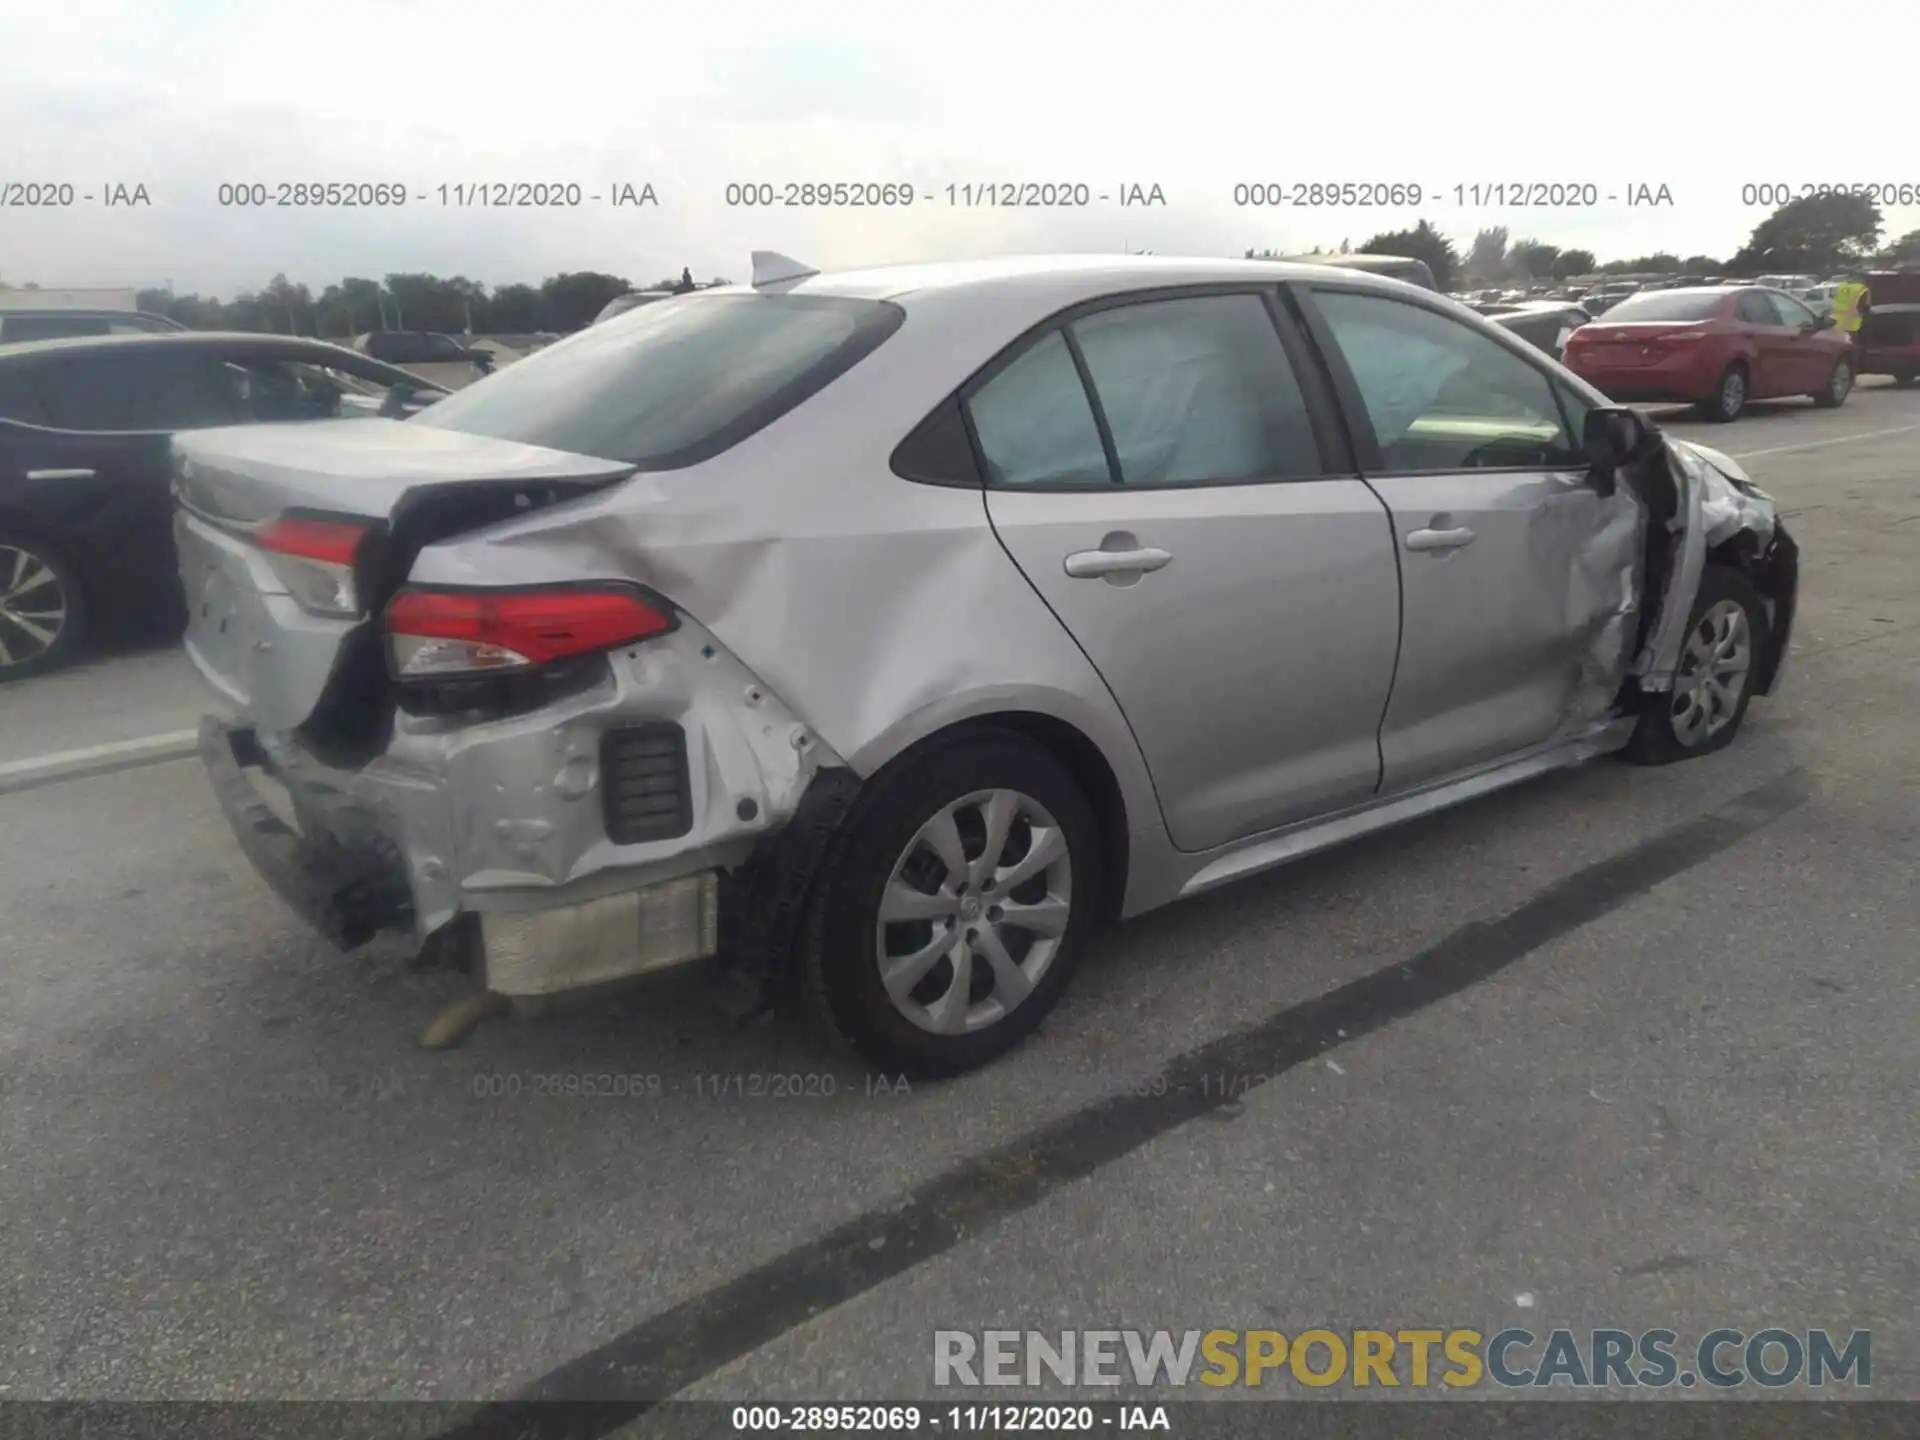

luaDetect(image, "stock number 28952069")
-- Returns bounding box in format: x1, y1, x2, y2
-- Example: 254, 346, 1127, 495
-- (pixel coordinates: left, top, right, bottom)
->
1234, 182, 1423, 207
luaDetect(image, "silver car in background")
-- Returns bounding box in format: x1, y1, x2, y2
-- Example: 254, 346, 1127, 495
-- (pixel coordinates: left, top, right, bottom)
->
172, 253, 1799, 1077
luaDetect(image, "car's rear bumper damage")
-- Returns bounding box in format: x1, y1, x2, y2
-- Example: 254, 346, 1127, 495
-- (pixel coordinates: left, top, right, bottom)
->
198, 610, 852, 999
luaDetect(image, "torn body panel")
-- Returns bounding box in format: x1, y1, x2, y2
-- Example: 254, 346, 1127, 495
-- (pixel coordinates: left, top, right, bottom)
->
228, 608, 845, 993
1554, 474, 1648, 735
1631, 436, 1784, 695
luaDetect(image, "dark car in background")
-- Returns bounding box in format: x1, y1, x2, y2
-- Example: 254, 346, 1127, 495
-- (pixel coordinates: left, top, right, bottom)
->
1562, 286, 1853, 421
0, 309, 186, 344
1578, 282, 1642, 316
0, 333, 447, 679
350, 331, 494, 389
1856, 271, 1920, 387
1477, 300, 1594, 360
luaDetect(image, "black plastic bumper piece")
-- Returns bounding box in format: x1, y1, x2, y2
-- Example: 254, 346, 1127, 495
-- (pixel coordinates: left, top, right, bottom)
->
198, 717, 413, 950
1753, 522, 1799, 696
714, 766, 863, 998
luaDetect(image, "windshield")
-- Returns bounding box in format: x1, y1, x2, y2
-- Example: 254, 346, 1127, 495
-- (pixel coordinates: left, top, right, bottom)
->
1594, 291, 1724, 322
414, 293, 903, 467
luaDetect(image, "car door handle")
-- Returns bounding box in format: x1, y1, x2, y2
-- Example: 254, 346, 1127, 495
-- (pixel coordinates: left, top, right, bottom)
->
1405, 526, 1476, 553
26, 468, 96, 481
1064, 545, 1173, 579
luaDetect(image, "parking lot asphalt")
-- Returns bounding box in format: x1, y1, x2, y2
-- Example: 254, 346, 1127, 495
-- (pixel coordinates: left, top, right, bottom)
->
2, 383, 1917, 1415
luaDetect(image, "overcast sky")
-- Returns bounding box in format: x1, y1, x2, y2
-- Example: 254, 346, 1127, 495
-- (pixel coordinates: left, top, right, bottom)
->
3, 0, 1915, 296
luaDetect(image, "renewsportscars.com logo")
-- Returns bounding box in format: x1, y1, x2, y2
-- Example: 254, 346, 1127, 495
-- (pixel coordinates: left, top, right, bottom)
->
934, 1328, 1871, 1390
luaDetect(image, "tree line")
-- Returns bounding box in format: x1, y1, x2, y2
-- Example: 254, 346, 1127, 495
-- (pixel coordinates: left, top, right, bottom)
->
9, 194, 1917, 336
1253, 192, 1920, 292
124, 270, 727, 338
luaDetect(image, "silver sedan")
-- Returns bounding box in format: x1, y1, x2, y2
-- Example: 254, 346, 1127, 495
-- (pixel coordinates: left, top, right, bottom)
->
172, 252, 1799, 1077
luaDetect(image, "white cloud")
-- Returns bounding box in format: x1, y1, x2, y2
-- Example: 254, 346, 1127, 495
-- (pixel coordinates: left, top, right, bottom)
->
2, 0, 1915, 294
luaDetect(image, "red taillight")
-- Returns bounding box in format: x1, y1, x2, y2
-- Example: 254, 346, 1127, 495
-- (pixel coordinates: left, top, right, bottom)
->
384, 585, 674, 678
257, 515, 371, 565
255, 514, 373, 617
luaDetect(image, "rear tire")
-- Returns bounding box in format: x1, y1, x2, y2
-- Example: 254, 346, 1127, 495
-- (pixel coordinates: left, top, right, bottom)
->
1696, 363, 1749, 422
1812, 358, 1852, 408
0, 531, 86, 682
799, 732, 1103, 1080
1622, 565, 1767, 766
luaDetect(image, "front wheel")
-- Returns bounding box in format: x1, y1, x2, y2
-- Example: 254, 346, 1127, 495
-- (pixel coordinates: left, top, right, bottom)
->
799, 732, 1103, 1079
1812, 358, 1852, 408
1622, 565, 1767, 766
0, 532, 85, 681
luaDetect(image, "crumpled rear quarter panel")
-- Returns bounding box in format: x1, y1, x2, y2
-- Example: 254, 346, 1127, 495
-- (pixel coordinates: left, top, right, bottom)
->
406, 286, 1165, 856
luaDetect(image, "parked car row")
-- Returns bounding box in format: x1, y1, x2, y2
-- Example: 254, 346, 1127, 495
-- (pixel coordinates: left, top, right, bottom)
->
0, 333, 449, 678
1559, 274, 1920, 419
1561, 285, 1854, 420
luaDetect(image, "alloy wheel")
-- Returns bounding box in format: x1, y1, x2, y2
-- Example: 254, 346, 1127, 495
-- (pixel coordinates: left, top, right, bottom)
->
0, 543, 70, 672
1670, 599, 1752, 747
874, 788, 1073, 1036
1831, 363, 1852, 403
1719, 370, 1746, 418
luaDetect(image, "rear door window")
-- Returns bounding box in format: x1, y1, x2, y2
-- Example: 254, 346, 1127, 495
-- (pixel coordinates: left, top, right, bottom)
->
2, 316, 113, 343
1067, 293, 1328, 485
413, 293, 903, 468
33, 352, 251, 431
966, 331, 1112, 488
0, 366, 50, 424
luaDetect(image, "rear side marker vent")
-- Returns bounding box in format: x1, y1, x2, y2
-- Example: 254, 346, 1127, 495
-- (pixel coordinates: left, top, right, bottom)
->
600, 724, 693, 845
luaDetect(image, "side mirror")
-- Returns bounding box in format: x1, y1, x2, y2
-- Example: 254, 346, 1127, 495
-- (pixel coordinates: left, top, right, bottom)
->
1583, 406, 1654, 494
1815, 313, 1836, 331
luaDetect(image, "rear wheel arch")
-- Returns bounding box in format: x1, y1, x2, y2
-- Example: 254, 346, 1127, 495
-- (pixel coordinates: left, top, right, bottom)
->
858, 711, 1132, 923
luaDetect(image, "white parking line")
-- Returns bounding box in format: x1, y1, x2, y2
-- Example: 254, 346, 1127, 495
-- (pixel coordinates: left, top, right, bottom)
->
0, 729, 200, 796
1729, 422, 1920, 461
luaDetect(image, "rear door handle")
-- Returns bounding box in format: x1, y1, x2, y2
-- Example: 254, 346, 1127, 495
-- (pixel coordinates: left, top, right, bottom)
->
1405, 526, 1476, 553
1064, 546, 1173, 579
26, 468, 96, 481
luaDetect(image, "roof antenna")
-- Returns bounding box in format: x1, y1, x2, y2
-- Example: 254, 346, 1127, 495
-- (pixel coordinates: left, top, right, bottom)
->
751, 251, 820, 288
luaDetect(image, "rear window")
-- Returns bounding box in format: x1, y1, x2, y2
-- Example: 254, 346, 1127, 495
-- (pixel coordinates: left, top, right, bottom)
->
414, 293, 904, 468
1594, 291, 1724, 322
2, 316, 113, 343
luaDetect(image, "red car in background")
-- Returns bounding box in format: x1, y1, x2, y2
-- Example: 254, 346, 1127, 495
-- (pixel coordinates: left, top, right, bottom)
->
1561, 285, 1854, 422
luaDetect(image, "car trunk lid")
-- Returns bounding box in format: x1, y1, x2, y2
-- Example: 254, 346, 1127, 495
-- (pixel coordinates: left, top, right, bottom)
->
173, 417, 634, 734
1569, 320, 1711, 366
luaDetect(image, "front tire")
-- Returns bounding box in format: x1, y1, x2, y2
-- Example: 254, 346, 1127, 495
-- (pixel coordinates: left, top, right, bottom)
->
1622, 565, 1767, 766
1697, 363, 1749, 422
0, 531, 85, 681
1812, 358, 1852, 408
800, 732, 1103, 1079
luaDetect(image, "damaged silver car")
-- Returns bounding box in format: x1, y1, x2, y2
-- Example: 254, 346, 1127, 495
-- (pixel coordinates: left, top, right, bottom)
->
173, 253, 1798, 1077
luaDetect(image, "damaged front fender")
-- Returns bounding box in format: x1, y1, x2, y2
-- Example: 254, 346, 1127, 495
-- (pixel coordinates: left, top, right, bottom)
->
1632, 436, 1789, 696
